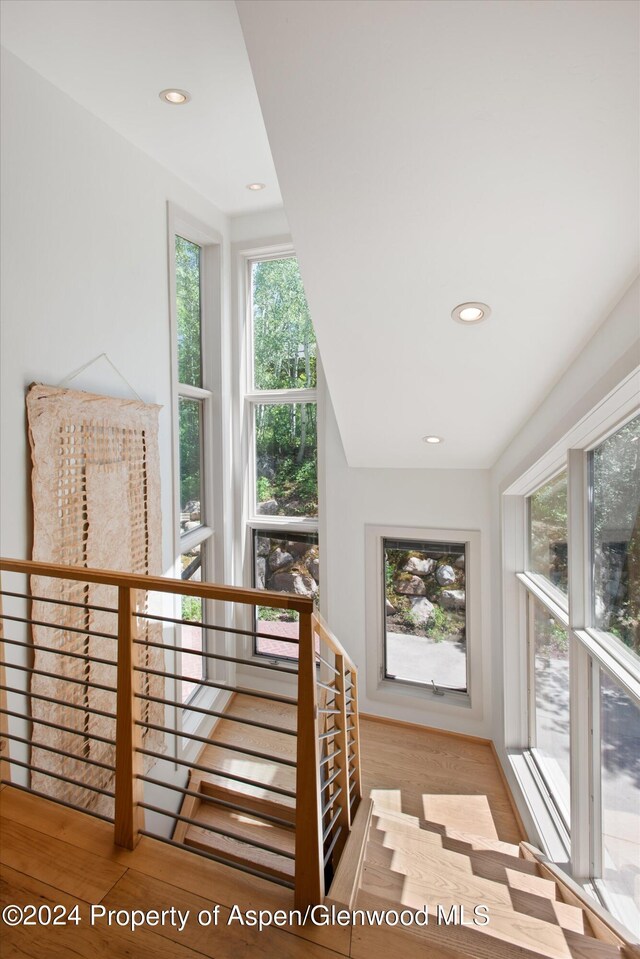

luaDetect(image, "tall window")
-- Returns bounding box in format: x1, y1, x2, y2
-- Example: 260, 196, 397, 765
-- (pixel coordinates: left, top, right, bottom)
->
245, 255, 318, 660
519, 413, 640, 930
172, 229, 216, 702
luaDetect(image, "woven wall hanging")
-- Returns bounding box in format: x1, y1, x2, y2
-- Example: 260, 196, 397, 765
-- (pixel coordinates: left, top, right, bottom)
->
26, 383, 166, 818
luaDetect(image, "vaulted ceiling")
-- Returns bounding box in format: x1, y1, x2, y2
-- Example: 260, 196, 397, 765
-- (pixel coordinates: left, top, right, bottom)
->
2, 0, 638, 468
238, 0, 639, 467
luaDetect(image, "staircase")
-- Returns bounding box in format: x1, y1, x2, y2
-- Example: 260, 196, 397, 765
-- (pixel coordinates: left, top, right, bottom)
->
173, 693, 297, 884
346, 801, 638, 959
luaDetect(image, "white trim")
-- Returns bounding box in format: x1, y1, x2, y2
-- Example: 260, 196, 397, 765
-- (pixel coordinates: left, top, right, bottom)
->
365, 524, 481, 715
516, 573, 569, 627
167, 202, 227, 749
504, 367, 640, 497
501, 379, 640, 931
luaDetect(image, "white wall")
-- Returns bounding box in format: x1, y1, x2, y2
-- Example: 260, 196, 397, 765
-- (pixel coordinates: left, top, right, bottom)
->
0, 49, 229, 570
323, 398, 493, 738
0, 49, 231, 833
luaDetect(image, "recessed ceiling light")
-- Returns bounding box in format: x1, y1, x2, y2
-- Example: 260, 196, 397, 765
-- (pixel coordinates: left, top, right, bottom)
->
246, 182, 266, 191
423, 435, 443, 444
451, 302, 491, 324
159, 89, 190, 105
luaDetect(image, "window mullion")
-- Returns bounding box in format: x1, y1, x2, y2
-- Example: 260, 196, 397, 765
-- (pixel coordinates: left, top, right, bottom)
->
567, 448, 592, 881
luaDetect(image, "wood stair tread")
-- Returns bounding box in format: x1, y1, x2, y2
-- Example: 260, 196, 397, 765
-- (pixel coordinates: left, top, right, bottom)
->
354, 886, 624, 959
371, 810, 558, 888
184, 797, 296, 882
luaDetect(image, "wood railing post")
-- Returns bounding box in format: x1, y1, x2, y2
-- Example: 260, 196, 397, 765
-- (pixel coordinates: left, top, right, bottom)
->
294, 609, 324, 909
348, 668, 362, 810
114, 586, 144, 849
332, 653, 351, 862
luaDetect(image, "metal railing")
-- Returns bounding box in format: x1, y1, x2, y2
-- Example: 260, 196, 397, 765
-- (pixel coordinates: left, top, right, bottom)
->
0, 557, 361, 909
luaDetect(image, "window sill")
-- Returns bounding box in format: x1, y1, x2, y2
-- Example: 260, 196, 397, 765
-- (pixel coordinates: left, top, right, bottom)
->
371, 676, 471, 711
506, 747, 571, 867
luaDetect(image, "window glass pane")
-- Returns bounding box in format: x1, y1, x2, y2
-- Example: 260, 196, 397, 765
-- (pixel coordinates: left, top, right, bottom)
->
180, 544, 205, 704
253, 530, 319, 661
255, 403, 317, 518
600, 670, 640, 932
252, 257, 316, 390
176, 235, 202, 388
592, 415, 640, 661
531, 596, 571, 823
383, 539, 467, 692
529, 471, 568, 594
179, 397, 203, 531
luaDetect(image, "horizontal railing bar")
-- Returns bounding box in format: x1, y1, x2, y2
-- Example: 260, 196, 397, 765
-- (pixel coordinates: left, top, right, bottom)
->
347, 738, 356, 748
323, 824, 343, 867
134, 665, 297, 706
345, 725, 355, 733
138, 802, 296, 860
323, 805, 342, 843
321, 767, 341, 792
321, 785, 343, 818
316, 653, 339, 675
318, 728, 338, 741
0, 685, 116, 720
135, 692, 297, 737
137, 774, 294, 829
0, 589, 117, 615
1, 780, 114, 823
319, 747, 342, 767
348, 765, 356, 780
5, 662, 117, 694
4, 732, 115, 771
132, 637, 298, 676
136, 610, 301, 645
0, 613, 117, 641
1, 635, 117, 668
318, 707, 340, 715
135, 746, 297, 798
6, 756, 115, 797
316, 680, 337, 694
134, 720, 297, 767
0, 558, 313, 613
137, 831, 294, 889
0, 707, 116, 746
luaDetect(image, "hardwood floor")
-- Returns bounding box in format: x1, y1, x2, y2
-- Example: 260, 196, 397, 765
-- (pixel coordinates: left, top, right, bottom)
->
1, 714, 595, 959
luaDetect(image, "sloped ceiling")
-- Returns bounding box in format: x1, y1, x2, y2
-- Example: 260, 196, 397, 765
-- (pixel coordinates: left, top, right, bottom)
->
0, 0, 281, 215
237, 0, 639, 468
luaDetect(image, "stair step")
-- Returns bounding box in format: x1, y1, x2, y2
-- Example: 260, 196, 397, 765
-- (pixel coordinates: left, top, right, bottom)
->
184, 799, 295, 883
371, 812, 557, 892
371, 804, 521, 857
354, 886, 623, 959
356, 872, 620, 959
198, 780, 295, 826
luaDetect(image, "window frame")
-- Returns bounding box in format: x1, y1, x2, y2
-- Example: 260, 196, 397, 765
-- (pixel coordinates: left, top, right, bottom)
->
502, 366, 640, 926
365, 524, 482, 716
167, 204, 228, 754
236, 243, 320, 665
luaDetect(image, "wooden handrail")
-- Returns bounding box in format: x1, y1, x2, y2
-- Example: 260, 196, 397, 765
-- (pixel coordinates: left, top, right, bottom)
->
1, 557, 360, 908
312, 611, 357, 672
0, 557, 313, 612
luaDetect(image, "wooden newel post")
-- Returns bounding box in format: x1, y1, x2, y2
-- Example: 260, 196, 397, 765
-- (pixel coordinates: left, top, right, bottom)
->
114, 586, 144, 849
294, 608, 325, 910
